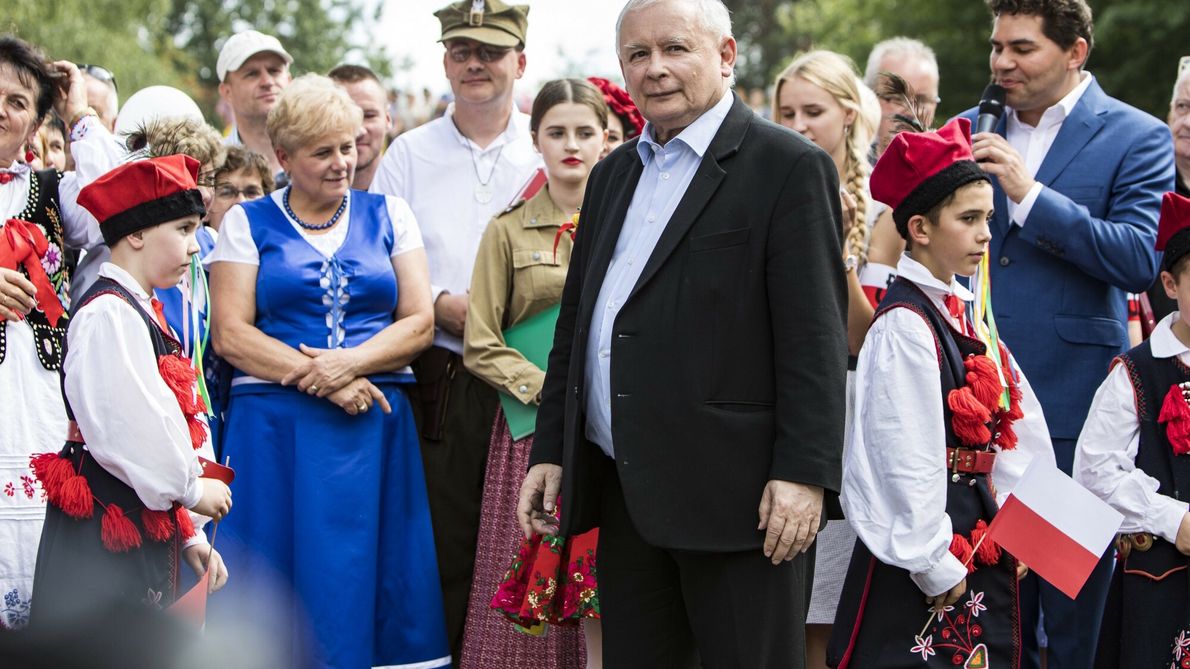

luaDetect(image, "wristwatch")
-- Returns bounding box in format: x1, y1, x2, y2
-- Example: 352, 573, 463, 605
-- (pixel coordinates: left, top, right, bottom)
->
843, 254, 858, 273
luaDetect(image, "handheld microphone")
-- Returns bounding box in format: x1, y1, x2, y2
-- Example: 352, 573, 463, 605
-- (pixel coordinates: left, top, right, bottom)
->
975, 84, 1006, 135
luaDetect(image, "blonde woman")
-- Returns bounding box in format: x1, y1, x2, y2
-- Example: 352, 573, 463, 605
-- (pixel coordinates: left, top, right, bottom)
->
773, 49, 888, 669
208, 75, 447, 668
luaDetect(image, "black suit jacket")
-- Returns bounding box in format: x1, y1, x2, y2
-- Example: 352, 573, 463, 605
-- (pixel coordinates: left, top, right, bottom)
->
529, 94, 848, 552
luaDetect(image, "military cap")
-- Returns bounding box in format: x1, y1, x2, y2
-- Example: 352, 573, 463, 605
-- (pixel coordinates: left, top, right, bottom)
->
435, 0, 529, 48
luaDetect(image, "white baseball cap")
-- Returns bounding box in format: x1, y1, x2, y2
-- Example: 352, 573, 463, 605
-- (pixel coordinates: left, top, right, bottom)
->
216, 30, 293, 82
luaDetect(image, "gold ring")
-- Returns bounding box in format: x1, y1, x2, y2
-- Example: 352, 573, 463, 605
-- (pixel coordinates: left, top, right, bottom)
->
356, 403, 366, 412
310, 385, 319, 393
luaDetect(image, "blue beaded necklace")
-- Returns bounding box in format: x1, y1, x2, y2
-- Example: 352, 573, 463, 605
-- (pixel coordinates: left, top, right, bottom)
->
283, 186, 348, 231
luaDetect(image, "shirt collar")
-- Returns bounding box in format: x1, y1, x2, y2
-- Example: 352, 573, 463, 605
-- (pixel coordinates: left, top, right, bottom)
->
895, 252, 975, 303
636, 89, 734, 163
1007, 71, 1094, 129
97, 262, 153, 307
444, 102, 527, 151
1150, 312, 1190, 359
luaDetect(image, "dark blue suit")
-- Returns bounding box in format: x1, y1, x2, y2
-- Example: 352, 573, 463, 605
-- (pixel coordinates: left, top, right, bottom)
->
961, 77, 1174, 669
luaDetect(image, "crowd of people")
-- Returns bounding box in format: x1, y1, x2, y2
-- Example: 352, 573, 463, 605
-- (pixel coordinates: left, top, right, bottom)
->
0, 0, 1189, 667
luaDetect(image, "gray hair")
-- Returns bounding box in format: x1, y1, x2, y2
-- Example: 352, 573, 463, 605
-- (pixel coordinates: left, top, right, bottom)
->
615, 0, 733, 46
1173, 56, 1190, 108
863, 37, 938, 89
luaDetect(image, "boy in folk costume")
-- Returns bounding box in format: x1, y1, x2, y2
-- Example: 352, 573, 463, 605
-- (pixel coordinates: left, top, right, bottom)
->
827, 117, 1055, 668
1076, 192, 1190, 669
29, 155, 231, 624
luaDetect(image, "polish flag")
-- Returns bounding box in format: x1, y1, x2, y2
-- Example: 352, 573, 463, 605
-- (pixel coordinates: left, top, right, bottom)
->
987, 459, 1123, 599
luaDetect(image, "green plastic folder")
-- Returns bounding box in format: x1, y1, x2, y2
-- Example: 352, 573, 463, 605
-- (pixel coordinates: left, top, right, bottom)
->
500, 304, 561, 440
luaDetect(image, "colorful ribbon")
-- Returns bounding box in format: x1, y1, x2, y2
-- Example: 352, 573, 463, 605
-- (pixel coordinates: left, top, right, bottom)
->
969, 251, 1010, 410
0, 218, 65, 326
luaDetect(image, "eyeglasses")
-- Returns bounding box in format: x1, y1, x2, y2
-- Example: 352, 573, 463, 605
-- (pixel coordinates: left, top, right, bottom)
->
76, 63, 118, 93
215, 184, 266, 200
196, 171, 218, 188
447, 44, 512, 64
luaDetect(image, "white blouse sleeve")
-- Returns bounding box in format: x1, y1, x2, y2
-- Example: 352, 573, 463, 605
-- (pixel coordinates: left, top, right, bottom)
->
65, 295, 204, 512
385, 195, 424, 257
989, 356, 1057, 505
204, 204, 259, 266
842, 307, 968, 597
1073, 363, 1188, 543
58, 116, 125, 250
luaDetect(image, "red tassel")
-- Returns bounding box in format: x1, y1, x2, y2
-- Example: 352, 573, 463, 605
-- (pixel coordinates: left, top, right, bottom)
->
174, 506, 196, 542
101, 504, 142, 552
970, 520, 1002, 566
997, 419, 1019, 451
141, 509, 176, 542
965, 354, 1003, 411
949, 387, 992, 446
157, 354, 200, 414
186, 415, 208, 451
1159, 385, 1190, 456
30, 453, 74, 503
59, 475, 94, 519
949, 533, 976, 574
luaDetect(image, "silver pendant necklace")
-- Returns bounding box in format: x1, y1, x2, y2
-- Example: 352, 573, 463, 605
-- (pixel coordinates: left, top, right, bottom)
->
467, 143, 503, 204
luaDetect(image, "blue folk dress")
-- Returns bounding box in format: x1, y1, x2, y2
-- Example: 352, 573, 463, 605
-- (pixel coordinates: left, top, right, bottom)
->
215, 191, 448, 669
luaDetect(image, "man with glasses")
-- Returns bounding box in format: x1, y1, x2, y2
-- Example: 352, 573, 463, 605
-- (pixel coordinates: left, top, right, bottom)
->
863, 37, 941, 158
216, 30, 292, 185
369, 0, 540, 658
78, 64, 119, 132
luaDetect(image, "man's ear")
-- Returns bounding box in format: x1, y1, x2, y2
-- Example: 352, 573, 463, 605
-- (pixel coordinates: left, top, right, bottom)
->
906, 213, 932, 248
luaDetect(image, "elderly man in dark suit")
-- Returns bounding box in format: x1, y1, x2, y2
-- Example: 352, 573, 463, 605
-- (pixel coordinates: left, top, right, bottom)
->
516, 0, 847, 666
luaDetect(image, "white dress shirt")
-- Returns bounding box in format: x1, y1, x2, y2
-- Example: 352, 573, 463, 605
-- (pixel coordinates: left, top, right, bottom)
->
369, 104, 541, 354
67, 263, 214, 547
1005, 71, 1095, 226
583, 91, 734, 457
1074, 312, 1190, 544
842, 253, 1055, 596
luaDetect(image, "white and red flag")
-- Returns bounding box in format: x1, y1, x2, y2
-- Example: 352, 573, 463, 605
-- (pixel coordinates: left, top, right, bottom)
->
987, 458, 1123, 599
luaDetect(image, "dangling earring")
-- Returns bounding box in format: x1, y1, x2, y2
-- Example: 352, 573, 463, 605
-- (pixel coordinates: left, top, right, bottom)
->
24, 150, 35, 163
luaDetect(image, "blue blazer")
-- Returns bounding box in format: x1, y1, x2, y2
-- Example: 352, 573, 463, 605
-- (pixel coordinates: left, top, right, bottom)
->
959, 79, 1174, 440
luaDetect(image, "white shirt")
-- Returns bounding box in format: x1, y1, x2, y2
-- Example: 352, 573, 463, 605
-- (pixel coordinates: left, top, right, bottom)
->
1073, 312, 1190, 544
842, 254, 1055, 596
205, 189, 424, 265
67, 263, 215, 547
583, 91, 733, 456
369, 103, 541, 354
1005, 71, 1095, 225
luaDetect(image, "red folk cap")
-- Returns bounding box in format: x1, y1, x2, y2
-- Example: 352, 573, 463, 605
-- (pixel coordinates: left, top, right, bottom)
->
1157, 192, 1190, 271
78, 155, 206, 246
587, 77, 644, 139
871, 117, 989, 238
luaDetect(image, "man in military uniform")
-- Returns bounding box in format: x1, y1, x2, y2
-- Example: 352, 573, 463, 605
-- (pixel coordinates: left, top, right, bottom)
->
369, 0, 541, 656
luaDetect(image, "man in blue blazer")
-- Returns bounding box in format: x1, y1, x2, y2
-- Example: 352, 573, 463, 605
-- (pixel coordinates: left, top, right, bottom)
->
959, 0, 1174, 667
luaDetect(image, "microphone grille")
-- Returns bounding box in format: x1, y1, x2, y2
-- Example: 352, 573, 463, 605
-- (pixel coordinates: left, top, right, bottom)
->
979, 84, 1006, 116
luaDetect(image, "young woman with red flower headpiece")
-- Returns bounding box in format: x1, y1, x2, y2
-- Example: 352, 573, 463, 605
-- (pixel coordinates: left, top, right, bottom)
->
461, 78, 610, 669
826, 117, 1055, 668
0, 36, 123, 629
586, 77, 643, 158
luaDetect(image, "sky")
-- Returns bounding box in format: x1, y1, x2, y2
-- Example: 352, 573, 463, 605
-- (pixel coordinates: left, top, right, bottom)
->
375, 0, 625, 96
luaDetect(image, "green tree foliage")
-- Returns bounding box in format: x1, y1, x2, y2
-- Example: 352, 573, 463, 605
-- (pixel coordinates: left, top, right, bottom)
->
5, 0, 393, 128
727, 0, 1188, 122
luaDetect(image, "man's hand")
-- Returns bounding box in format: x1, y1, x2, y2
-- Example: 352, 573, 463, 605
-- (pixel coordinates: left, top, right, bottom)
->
1016, 561, 1029, 581
48, 61, 89, 124
182, 545, 230, 594
1175, 512, 1190, 556
757, 480, 823, 565
972, 132, 1036, 204
926, 578, 966, 611
0, 268, 36, 322
434, 292, 468, 337
516, 463, 562, 539
190, 478, 232, 521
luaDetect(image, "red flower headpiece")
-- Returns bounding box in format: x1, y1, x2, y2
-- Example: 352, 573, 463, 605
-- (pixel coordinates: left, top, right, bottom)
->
587, 77, 644, 138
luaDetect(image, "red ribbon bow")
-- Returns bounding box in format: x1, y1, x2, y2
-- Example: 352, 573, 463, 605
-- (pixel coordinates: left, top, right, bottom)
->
0, 218, 65, 327
0, 173, 14, 185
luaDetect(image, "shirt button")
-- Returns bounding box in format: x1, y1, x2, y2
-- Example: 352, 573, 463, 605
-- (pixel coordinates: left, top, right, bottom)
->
999, 256, 1010, 267
647, 215, 656, 222
600, 350, 609, 358
531, 251, 542, 261
661, 173, 670, 180
518, 385, 528, 394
